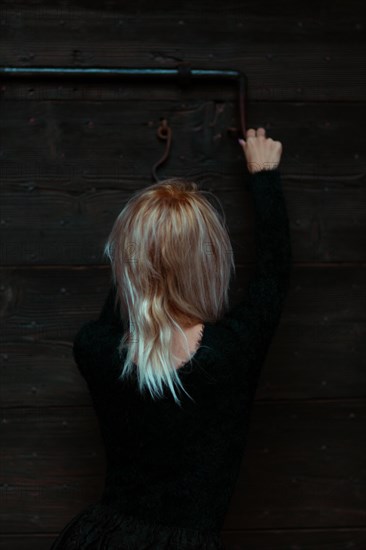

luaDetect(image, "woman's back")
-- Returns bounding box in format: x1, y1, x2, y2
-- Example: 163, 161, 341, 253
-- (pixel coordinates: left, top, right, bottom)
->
50, 128, 292, 549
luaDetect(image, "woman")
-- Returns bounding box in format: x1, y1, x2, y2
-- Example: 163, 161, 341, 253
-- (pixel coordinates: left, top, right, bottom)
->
50, 127, 292, 549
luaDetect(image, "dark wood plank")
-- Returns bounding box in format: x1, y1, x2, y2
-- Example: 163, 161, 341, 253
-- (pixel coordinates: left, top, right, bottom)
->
1, 175, 365, 264
0, 2, 364, 100
1, 321, 365, 407
225, 400, 366, 529
0, 401, 364, 532
222, 528, 366, 549
1, 265, 365, 406
1, 175, 365, 265
1, 100, 364, 177
0, 537, 55, 550
0, 100, 365, 265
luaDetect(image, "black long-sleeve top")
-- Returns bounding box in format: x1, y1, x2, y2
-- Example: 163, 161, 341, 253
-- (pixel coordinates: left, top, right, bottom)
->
72, 168, 292, 536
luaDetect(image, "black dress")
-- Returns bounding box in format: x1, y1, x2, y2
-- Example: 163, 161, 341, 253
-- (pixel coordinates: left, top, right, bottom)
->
49, 168, 292, 549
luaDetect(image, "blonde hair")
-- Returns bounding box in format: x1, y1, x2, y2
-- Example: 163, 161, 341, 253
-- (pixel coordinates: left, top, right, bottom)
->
103, 177, 235, 406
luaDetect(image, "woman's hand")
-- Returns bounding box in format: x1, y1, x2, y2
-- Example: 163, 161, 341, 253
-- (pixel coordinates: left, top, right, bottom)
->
238, 127, 283, 174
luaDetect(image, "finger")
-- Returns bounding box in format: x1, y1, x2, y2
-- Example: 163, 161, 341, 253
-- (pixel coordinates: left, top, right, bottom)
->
246, 128, 256, 138
256, 127, 266, 136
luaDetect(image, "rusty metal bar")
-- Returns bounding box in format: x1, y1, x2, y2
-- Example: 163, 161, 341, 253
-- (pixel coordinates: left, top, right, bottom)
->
0, 64, 247, 135
0, 63, 248, 181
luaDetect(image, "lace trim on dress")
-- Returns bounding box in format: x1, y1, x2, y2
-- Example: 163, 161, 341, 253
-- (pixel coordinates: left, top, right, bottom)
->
49, 500, 225, 550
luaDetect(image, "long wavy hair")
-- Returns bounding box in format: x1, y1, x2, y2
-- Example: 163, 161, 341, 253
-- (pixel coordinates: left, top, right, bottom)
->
103, 177, 235, 406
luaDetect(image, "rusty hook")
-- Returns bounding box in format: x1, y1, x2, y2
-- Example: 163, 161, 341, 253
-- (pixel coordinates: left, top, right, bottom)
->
152, 118, 172, 182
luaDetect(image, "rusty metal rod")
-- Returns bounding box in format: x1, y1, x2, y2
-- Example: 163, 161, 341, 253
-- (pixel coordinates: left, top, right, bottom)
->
0, 64, 248, 181
0, 64, 248, 137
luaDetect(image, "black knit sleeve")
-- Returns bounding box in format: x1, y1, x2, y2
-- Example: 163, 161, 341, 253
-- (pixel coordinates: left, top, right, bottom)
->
223, 168, 292, 350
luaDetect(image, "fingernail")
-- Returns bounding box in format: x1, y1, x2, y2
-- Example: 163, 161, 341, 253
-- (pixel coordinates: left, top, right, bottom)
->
238, 138, 244, 145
